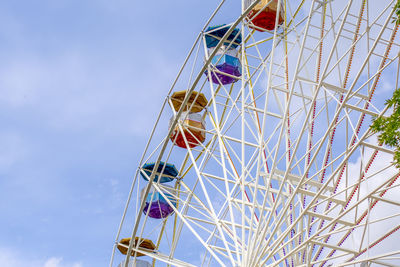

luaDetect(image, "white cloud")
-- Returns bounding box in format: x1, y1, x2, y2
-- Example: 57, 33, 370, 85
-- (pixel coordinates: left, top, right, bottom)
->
44, 258, 82, 267
44, 257, 82, 267
0, 44, 179, 138
0, 248, 82, 267
324, 136, 400, 265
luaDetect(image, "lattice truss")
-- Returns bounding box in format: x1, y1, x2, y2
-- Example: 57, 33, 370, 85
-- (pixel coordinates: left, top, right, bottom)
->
111, 0, 400, 266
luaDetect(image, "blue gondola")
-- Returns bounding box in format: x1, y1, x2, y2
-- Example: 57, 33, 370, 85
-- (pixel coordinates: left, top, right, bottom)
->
205, 24, 242, 48
140, 162, 178, 183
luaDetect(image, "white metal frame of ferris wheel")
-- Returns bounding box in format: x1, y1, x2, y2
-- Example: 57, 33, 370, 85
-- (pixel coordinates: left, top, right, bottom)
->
110, 0, 400, 266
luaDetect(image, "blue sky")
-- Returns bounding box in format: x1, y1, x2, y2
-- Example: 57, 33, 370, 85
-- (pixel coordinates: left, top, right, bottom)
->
0, 1, 219, 266
3, 1, 399, 266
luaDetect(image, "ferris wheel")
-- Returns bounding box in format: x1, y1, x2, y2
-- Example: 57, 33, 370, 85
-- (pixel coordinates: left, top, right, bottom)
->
111, 0, 400, 266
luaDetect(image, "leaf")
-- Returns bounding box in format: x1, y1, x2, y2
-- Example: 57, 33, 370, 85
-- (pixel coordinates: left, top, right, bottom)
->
370, 88, 400, 168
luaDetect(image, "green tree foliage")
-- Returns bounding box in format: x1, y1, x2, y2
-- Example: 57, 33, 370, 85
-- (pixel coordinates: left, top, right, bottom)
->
369, 2, 400, 167
394, 0, 400, 24
370, 89, 400, 168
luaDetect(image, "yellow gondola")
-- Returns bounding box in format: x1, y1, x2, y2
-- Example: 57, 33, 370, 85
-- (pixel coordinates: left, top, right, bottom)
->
171, 90, 208, 113
117, 237, 156, 257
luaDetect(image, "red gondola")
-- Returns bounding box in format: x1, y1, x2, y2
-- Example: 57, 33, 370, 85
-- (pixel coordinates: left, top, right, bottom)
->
246, 0, 284, 31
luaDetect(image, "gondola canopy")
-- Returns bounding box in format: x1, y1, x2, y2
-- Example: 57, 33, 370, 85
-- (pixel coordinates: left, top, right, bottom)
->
140, 162, 178, 183
171, 90, 208, 113
205, 24, 242, 48
117, 237, 156, 257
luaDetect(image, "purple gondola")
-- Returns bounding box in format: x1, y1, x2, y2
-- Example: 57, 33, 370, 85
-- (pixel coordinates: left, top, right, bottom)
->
205, 45, 241, 85
141, 186, 177, 219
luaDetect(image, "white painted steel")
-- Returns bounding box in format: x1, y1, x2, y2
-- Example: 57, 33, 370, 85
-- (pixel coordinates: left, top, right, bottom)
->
111, 0, 400, 266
